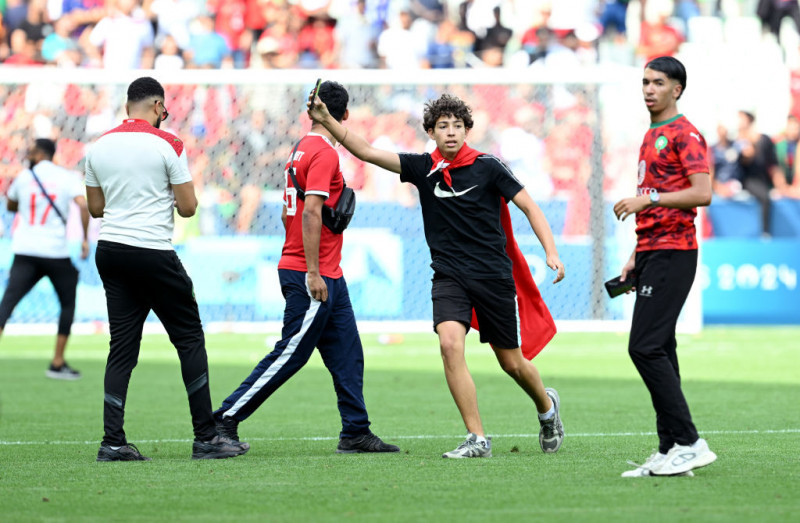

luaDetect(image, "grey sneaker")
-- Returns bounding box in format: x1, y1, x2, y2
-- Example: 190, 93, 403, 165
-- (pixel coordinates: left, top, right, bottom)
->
442, 433, 492, 458
191, 434, 250, 460
97, 443, 151, 462
46, 362, 81, 380
539, 387, 564, 453
336, 432, 400, 453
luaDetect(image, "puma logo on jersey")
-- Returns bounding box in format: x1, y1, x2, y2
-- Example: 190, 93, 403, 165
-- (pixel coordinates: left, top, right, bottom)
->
690, 132, 702, 142
433, 182, 478, 198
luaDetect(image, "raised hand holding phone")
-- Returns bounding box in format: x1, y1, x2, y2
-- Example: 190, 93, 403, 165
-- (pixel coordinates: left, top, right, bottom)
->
308, 78, 321, 108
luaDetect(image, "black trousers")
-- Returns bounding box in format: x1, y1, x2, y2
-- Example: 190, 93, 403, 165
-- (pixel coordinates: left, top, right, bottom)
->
0, 254, 78, 335
95, 241, 216, 446
629, 249, 700, 454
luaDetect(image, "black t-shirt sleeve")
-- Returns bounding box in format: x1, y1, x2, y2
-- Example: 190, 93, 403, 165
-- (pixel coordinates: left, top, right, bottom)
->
484, 155, 524, 201
399, 153, 433, 185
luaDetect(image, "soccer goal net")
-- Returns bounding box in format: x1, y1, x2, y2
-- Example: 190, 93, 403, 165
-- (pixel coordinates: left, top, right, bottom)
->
0, 67, 701, 335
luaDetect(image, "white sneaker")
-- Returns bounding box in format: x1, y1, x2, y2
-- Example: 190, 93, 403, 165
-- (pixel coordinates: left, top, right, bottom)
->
621, 451, 694, 477
651, 438, 717, 476
442, 433, 492, 458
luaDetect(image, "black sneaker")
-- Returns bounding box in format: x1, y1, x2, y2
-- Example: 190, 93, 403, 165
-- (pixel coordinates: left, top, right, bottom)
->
215, 415, 241, 442
46, 362, 81, 380
97, 443, 151, 462
336, 432, 400, 454
191, 434, 250, 460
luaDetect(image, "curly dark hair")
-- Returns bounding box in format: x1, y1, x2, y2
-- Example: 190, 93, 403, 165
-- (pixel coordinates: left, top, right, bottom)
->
127, 77, 165, 103
422, 94, 473, 132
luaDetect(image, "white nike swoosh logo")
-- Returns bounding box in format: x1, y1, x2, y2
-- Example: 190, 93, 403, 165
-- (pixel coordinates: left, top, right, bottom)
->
433, 182, 478, 198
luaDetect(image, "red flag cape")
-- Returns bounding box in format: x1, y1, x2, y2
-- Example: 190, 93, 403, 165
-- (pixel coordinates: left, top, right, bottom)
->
431, 145, 557, 360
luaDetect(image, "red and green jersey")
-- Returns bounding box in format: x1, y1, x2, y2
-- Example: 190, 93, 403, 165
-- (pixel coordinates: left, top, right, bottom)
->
635, 114, 709, 251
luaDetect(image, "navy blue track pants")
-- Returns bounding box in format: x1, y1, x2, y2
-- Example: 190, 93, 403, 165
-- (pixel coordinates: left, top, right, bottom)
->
216, 269, 371, 438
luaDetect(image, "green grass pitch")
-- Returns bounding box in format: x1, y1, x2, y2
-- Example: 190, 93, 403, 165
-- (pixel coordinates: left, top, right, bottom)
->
1, 327, 798, 522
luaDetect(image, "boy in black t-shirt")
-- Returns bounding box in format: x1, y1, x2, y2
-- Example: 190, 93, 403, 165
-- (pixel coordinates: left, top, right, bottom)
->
309, 92, 566, 458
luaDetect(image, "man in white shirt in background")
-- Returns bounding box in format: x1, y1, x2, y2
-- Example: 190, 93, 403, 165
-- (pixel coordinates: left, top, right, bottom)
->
85, 76, 248, 462
0, 138, 89, 380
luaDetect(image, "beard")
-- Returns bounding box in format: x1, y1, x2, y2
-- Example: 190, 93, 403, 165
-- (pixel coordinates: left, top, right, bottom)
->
154, 117, 162, 129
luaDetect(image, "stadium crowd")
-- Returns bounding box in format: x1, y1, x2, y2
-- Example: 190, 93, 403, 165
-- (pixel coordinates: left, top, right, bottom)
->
2, 0, 800, 237
0, 1, 782, 73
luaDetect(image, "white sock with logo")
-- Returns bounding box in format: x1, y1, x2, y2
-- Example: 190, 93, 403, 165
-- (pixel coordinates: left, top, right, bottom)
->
538, 404, 555, 421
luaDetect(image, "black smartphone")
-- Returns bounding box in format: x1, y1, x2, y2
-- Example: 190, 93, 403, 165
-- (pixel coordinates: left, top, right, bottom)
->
310, 78, 322, 104
604, 273, 635, 299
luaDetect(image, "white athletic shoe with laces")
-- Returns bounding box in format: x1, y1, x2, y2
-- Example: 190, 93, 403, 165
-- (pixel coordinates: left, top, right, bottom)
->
621, 451, 694, 477
442, 433, 492, 458
651, 438, 716, 476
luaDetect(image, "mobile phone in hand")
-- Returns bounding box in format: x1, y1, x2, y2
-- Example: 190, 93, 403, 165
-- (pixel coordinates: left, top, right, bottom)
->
310, 78, 322, 104
604, 273, 635, 298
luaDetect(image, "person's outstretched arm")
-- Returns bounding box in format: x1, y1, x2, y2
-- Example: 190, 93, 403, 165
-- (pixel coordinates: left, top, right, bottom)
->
511, 188, 565, 284
307, 96, 402, 174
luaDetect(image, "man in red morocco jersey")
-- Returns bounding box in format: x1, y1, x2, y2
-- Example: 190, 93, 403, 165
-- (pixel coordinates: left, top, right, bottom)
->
0, 138, 89, 380
614, 56, 717, 477
214, 81, 399, 454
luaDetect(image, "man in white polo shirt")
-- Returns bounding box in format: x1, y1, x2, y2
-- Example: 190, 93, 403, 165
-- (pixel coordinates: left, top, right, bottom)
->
85, 76, 248, 462
0, 138, 89, 380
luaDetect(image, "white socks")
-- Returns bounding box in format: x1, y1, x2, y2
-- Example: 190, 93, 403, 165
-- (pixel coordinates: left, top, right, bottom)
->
538, 404, 555, 421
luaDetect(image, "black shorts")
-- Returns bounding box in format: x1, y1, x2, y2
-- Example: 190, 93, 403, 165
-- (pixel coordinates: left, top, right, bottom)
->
431, 272, 520, 349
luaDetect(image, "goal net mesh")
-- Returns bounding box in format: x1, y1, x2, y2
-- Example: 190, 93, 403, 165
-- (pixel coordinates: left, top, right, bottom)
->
0, 68, 701, 333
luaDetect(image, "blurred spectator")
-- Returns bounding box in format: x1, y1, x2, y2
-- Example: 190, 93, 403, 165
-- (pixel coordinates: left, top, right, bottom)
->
377, 9, 423, 69
144, 0, 199, 50
13, 0, 50, 53
207, 0, 249, 68
410, 0, 445, 23
736, 110, 783, 235
775, 114, 800, 197
498, 105, 552, 200
296, 13, 336, 68
255, 6, 299, 69
599, 0, 629, 36
41, 14, 81, 66
638, 0, 684, 63
154, 34, 186, 69
5, 26, 42, 65
519, 0, 552, 51
2, 0, 29, 39
757, 0, 800, 41
422, 18, 456, 69
333, 0, 378, 68
473, 5, 512, 67
186, 14, 232, 68
461, 0, 501, 44
86, 0, 155, 69
0, 11, 7, 62
674, 0, 700, 39
710, 123, 744, 198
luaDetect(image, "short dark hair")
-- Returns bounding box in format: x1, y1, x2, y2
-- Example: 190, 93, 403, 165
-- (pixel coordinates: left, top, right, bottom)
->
739, 110, 755, 125
34, 138, 56, 159
127, 76, 165, 103
645, 56, 687, 99
318, 81, 348, 122
422, 94, 473, 132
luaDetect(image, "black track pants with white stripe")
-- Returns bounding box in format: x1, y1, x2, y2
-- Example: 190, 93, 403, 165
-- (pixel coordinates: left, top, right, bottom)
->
96, 241, 216, 446
216, 268, 371, 438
